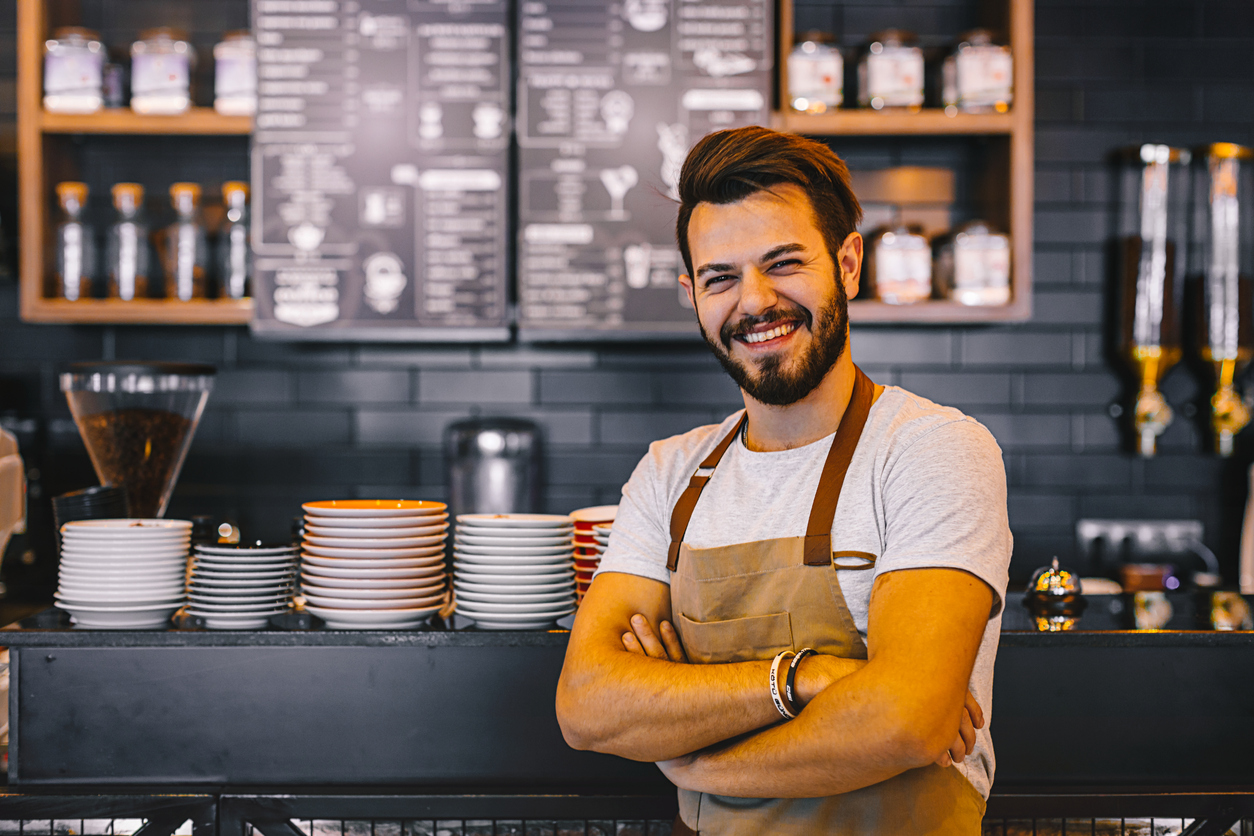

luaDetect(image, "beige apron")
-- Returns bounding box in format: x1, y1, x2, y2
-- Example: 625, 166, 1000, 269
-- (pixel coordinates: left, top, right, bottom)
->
666, 366, 986, 835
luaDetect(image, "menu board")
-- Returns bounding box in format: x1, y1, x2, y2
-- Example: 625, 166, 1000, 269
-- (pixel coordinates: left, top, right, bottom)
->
515, 0, 773, 340
251, 0, 511, 341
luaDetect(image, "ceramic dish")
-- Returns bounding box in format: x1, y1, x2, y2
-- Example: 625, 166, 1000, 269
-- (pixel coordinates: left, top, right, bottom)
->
455, 599, 576, 615
455, 524, 574, 537
452, 552, 573, 568
451, 564, 575, 579
301, 582, 445, 600
61, 607, 179, 629
191, 568, 295, 581
305, 523, 449, 538
302, 514, 447, 529
299, 573, 437, 589
452, 579, 576, 595
455, 612, 570, 630
302, 500, 446, 518
455, 534, 572, 548
303, 591, 445, 610
303, 603, 442, 629
455, 514, 573, 529
454, 589, 574, 605
302, 543, 445, 560
452, 571, 575, 585
452, 543, 574, 557
305, 533, 446, 549
195, 613, 275, 630
301, 552, 446, 570
300, 564, 443, 580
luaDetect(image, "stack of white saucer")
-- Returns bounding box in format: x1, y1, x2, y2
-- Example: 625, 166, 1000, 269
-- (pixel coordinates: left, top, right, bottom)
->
452, 514, 577, 629
186, 542, 299, 629
55, 519, 191, 629
300, 500, 449, 629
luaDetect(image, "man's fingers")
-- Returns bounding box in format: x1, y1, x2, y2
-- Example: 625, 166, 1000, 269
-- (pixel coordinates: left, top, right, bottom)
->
622, 632, 644, 654
965, 690, 985, 729
957, 708, 977, 759
660, 620, 688, 663
630, 614, 670, 659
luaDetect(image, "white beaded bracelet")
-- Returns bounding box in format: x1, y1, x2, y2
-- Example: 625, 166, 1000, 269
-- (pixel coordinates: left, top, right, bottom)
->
769, 649, 798, 720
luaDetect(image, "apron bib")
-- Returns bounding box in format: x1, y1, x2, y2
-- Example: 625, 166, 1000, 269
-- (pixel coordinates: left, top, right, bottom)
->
666, 366, 986, 835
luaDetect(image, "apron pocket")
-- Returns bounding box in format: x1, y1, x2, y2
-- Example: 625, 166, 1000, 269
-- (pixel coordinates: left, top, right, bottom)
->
676, 610, 794, 663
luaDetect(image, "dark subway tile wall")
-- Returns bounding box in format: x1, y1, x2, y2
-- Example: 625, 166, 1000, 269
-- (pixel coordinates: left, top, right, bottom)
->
2, 0, 1253, 585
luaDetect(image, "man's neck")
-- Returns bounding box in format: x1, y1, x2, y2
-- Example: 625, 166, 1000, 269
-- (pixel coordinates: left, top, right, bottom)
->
740, 353, 857, 452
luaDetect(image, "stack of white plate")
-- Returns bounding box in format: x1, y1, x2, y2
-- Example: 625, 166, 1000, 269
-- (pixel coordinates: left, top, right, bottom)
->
452, 513, 577, 629
300, 499, 449, 629
187, 542, 299, 629
55, 519, 191, 629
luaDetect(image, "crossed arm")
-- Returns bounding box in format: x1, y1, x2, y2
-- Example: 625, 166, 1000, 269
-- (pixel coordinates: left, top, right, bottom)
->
555, 567, 994, 798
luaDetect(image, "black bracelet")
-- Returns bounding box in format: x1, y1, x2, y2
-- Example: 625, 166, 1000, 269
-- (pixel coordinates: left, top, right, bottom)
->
785, 647, 816, 711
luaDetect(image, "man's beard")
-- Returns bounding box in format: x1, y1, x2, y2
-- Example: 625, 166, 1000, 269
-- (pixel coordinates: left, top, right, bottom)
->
698, 280, 849, 407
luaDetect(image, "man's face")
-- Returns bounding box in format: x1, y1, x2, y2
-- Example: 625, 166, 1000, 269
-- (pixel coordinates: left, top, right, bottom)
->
679, 184, 860, 406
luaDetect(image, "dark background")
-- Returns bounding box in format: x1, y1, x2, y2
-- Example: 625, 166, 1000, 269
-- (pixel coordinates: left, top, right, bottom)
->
2, 0, 1253, 596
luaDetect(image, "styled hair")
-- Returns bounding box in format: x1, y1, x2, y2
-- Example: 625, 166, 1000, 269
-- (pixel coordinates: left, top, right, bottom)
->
675, 126, 863, 278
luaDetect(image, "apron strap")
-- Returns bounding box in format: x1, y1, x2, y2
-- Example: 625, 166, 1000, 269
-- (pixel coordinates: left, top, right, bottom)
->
803, 365, 876, 566
666, 413, 747, 571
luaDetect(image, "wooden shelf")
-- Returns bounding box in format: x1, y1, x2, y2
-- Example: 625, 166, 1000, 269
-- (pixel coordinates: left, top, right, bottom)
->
40, 107, 252, 136
20, 297, 254, 325
772, 109, 1015, 136
849, 298, 1030, 324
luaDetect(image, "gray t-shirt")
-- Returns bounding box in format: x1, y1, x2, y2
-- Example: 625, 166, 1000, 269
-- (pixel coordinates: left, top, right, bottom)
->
595, 385, 1013, 799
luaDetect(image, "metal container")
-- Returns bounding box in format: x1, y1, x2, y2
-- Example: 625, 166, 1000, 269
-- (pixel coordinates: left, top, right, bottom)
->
444, 418, 543, 520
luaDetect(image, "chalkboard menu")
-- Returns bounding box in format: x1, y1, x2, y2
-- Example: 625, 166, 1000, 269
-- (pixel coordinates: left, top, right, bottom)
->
515, 0, 773, 340
251, 0, 511, 341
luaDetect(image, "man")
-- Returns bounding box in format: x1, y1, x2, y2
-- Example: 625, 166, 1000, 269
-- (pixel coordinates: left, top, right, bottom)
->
555, 126, 1011, 835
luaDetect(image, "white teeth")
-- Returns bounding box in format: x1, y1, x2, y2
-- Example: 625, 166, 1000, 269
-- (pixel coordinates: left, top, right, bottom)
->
743, 322, 797, 344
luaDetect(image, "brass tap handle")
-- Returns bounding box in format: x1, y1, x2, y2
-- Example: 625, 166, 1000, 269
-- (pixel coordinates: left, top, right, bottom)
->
1134, 387, 1172, 457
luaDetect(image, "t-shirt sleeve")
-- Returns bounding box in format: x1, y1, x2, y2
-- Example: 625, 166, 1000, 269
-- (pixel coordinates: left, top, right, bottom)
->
876, 418, 1012, 616
593, 446, 673, 585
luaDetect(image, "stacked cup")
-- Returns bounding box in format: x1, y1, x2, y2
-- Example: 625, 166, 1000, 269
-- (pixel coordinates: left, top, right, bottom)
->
300, 500, 449, 629
571, 505, 617, 602
186, 541, 300, 629
55, 519, 191, 629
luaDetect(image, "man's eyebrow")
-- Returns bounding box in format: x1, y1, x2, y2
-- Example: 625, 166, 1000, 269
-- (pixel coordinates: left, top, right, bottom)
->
694, 243, 808, 279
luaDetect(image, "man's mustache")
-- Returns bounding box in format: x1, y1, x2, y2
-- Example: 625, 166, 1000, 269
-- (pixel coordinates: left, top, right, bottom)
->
719, 307, 813, 349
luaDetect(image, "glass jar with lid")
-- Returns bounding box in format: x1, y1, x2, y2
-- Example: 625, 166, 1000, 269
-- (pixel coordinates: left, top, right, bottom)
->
161, 183, 208, 300
942, 29, 1013, 114
857, 30, 923, 111
867, 225, 931, 304
933, 221, 1011, 305
788, 31, 842, 114
105, 183, 150, 301
44, 27, 105, 113
214, 31, 256, 116
54, 182, 96, 301
131, 27, 194, 115
217, 181, 252, 299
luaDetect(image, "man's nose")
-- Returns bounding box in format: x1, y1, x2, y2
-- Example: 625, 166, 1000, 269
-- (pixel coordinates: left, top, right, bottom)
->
738, 266, 778, 315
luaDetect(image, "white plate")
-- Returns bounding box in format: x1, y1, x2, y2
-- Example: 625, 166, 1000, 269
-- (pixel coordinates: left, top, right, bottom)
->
302, 581, 445, 600
453, 552, 573, 568
455, 533, 572, 548
455, 589, 574, 605
456, 599, 576, 615
453, 571, 575, 586
454, 609, 573, 629
301, 553, 446, 570
186, 600, 290, 613
61, 542, 189, 555
60, 546, 188, 558
193, 552, 298, 563
452, 562, 574, 577
303, 603, 443, 628
194, 544, 299, 556
198, 613, 274, 630
304, 591, 445, 610
299, 573, 436, 589
306, 523, 449, 539
453, 543, 574, 557
62, 518, 192, 532
188, 593, 290, 607
300, 563, 442, 580
302, 500, 447, 518
456, 514, 573, 529
305, 533, 446, 549
56, 591, 183, 607
570, 505, 618, 523
57, 582, 185, 596
302, 543, 446, 559
192, 558, 297, 572
455, 523, 575, 537
188, 576, 294, 588
303, 514, 448, 529
192, 568, 295, 581
58, 568, 186, 584
453, 579, 575, 594
63, 607, 179, 630
61, 534, 191, 546
60, 552, 187, 565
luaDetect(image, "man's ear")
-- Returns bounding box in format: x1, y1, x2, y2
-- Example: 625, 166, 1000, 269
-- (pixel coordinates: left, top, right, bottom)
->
678, 273, 696, 310
837, 232, 863, 300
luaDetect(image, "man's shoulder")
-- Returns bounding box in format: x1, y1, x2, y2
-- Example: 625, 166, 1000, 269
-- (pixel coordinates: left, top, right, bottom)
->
639, 411, 746, 485
870, 386, 1002, 458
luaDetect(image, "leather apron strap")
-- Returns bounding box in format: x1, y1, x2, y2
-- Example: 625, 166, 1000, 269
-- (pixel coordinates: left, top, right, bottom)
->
666, 365, 875, 572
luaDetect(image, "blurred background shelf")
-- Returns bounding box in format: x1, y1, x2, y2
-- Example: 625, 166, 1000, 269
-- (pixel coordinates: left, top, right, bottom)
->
40, 108, 251, 136
772, 110, 1015, 136
20, 297, 254, 325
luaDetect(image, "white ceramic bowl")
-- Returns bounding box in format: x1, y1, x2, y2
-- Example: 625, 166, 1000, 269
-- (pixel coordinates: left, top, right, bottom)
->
303, 514, 447, 529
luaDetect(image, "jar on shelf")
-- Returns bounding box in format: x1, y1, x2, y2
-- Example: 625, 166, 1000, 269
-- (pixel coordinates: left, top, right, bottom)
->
160, 183, 208, 300
43, 27, 105, 113
214, 31, 256, 116
942, 29, 1013, 114
217, 181, 251, 299
788, 31, 842, 114
131, 27, 194, 115
105, 183, 150, 301
857, 30, 923, 111
867, 225, 931, 304
53, 182, 96, 301
933, 221, 1011, 306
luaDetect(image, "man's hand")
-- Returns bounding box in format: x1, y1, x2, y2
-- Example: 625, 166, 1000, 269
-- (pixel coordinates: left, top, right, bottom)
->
622, 612, 986, 770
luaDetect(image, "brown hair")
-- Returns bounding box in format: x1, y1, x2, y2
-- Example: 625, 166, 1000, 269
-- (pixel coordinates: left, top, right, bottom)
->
675, 126, 862, 277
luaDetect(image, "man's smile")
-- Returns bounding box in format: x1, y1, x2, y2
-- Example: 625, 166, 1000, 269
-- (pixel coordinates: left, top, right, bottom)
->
739, 320, 800, 345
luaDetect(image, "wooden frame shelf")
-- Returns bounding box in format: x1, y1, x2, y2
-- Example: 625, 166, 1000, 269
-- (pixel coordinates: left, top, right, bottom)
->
21, 298, 254, 325
772, 109, 1015, 136
848, 299, 1026, 324
40, 108, 252, 136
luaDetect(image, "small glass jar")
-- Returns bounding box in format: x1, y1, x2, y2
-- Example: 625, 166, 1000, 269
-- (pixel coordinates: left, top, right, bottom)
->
788, 31, 842, 114
161, 183, 208, 300
53, 182, 96, 301
214, 31, 256, 116
868, 225, 931, 304
44, 27, 105, 113
131, 27, 194, 115
857, 30, 923, 111
217, 181, 252, 299
934, 221, 1011, 305
942, 29, 1013, 114
105, 183, 150, 301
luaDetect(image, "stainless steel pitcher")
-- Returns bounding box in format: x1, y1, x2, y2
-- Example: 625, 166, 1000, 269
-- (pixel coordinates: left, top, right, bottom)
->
444, 418, 543, 519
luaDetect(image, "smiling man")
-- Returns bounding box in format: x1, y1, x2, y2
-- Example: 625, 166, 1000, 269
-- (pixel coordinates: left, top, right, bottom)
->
556, 126, 1012, 835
